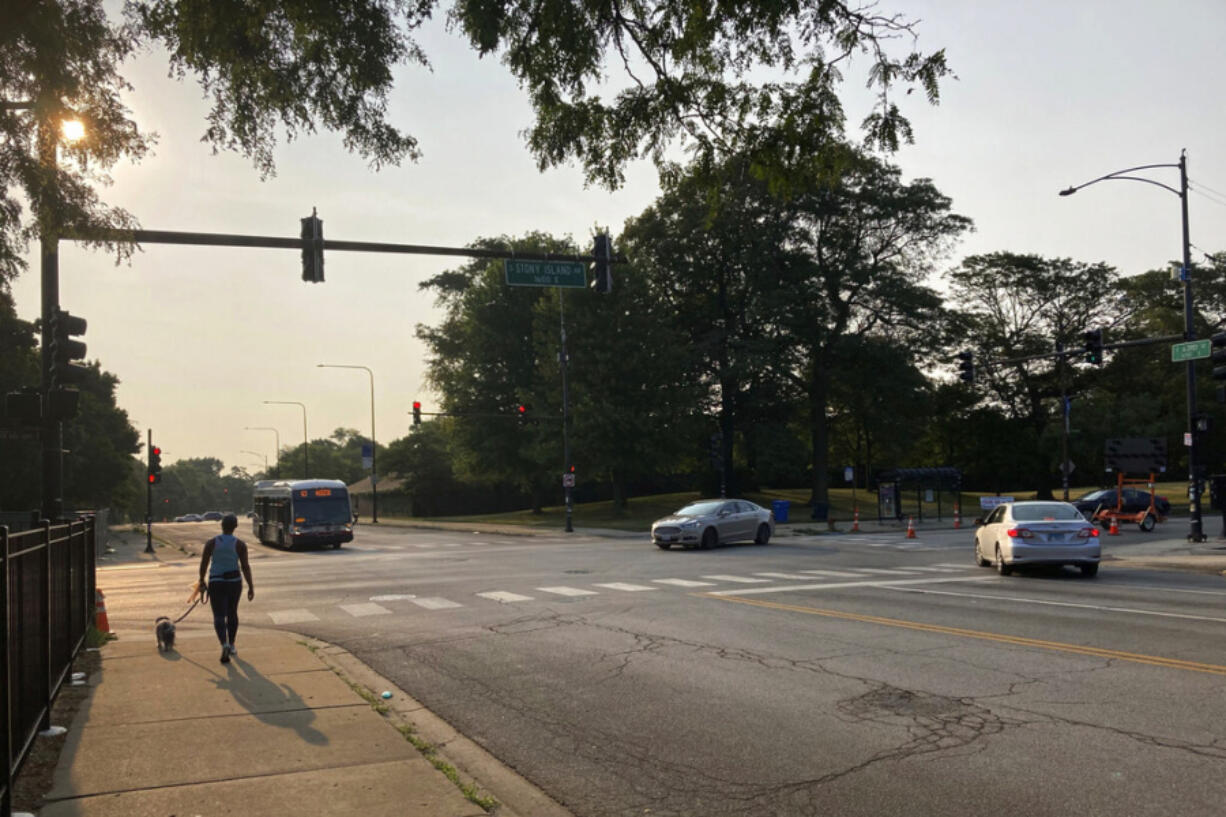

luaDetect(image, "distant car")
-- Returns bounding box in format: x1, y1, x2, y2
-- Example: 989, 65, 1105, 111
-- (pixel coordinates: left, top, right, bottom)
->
173, 515, 191, 523
1071, 488, 1170, 526
974, 500, 1101, 577
201, 511, 224, 521
176, 513, 203, 523
651, 499, 774, 550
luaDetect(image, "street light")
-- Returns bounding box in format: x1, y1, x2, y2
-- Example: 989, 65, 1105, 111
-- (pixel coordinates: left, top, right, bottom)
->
240, 449, 268, 473
1060, 150, 1205, 542
318, 363, 378, 522
263, 401, 308, 479
244, 426, 280, 472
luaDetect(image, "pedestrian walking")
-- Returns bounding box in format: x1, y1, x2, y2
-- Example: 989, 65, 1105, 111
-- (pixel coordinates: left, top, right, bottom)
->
198, 513, 255, 664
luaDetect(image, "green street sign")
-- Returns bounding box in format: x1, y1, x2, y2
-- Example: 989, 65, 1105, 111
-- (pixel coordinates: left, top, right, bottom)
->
1171, 339, 1211, 362
505, 259, 587, 288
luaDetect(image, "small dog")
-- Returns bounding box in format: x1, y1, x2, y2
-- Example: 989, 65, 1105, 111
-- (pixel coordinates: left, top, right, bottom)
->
155, 616, 176, 652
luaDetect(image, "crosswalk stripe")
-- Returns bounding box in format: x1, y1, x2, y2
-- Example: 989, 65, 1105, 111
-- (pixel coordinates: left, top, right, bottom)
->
710, 575, 993, 597
537, 586, 599, 597
653, 578, 716, 587
754, 572, 818, 580
853, 568, 924, 575
905, 566, 959, 573
340, 602, 391, 617
701, 575, 770, 583
477, 591, 534, 603
410, 597, 464, 610
934, 562, 973, 569
592, 583, 657, 592
267, 608, 319, 624
798, 570, 865, 578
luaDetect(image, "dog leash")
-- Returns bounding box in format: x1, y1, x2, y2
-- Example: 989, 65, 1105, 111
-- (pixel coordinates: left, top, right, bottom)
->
172, 584, 209, 624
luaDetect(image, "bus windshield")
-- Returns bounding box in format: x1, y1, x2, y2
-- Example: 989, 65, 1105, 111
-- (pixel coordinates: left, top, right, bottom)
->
295, 495, 352, 525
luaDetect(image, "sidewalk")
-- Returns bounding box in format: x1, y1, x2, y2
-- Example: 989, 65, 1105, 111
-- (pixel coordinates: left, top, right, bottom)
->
38, 626, 494, 817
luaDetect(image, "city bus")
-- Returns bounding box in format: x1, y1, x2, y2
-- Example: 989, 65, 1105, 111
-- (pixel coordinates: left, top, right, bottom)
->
251, 479, 355, 549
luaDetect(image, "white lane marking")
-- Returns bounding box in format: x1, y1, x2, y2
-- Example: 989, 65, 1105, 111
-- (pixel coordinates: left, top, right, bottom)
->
370, 594, 417, 602
653, 578, 717, 588
701, 575, 771, 584
711, 576, 994, 597
267, 609, 320, 624
853, 568, 925, 575
340, 602, 391, 617
537, 586, 599, 597
754, 572, 818, 580
477, 591, 534, 603
798, 570, 865, 578
934, 562, 974, 569
904, 566, 960, 573
592, 583, 657, 592
410, 597, 463, 610
884, 585, 1226, 624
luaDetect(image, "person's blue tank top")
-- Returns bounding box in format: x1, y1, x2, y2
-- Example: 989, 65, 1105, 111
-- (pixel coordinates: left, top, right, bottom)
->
209, 534, 241, 582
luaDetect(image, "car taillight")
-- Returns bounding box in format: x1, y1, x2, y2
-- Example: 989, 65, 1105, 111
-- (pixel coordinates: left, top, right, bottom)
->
1076, 527, 1100, 538
1006, 528, 1034, 539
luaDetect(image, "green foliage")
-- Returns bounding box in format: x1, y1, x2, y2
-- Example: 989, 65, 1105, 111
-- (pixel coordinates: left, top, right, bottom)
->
3, 1, 948, 280
135, 456, 256, 520
270, 427, 378, 486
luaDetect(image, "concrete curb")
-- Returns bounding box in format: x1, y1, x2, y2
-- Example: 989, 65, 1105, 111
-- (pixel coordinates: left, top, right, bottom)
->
300, 635, 576, 817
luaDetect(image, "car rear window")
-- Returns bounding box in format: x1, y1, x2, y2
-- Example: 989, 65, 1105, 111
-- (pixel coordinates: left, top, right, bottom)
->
1012, 503, 1083, 521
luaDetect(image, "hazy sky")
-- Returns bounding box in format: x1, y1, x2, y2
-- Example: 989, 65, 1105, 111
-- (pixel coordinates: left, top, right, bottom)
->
12, 0, 1226, 476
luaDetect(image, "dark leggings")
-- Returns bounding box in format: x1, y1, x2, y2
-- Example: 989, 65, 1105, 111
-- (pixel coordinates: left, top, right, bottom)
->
208, 580, 242, 646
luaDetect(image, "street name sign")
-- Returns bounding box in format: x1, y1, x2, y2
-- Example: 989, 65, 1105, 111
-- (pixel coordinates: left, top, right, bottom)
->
505, 259, 587, 288
1171, 339, 1211, 362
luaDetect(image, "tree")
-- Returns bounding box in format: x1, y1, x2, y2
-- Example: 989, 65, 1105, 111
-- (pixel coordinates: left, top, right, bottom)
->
946, 253, 1119, 498
3, 0, 950, 280
272, 427, 375, 485
781, 150, 969, 509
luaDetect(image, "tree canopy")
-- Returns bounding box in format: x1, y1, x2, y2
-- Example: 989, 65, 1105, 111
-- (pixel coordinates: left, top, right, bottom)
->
2, 0, 950, 280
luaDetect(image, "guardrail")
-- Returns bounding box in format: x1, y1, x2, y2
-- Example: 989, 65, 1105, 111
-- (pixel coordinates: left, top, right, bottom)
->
1, 515, 97, 817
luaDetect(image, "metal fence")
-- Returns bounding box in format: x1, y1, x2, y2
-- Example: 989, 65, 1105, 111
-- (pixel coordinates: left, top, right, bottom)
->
1, 516, 97, 817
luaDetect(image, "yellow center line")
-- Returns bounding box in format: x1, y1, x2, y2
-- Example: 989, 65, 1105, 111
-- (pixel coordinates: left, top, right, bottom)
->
696, 593, 1226, 676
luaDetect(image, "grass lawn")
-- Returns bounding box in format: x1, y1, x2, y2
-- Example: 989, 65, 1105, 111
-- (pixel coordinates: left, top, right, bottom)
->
386, 480, 1194, 532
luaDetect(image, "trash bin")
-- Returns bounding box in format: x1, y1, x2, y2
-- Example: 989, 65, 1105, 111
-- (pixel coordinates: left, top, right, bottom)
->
771, 500, 790, 523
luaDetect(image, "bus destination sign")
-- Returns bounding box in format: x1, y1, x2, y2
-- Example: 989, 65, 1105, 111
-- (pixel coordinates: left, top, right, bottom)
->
505, 259, 587, 288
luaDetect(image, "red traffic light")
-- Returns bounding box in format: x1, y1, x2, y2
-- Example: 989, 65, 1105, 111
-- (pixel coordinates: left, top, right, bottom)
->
517, 405, 526, 414
147, 474, 156, 484
412, 401, 421, 410
151, 446, 161, 456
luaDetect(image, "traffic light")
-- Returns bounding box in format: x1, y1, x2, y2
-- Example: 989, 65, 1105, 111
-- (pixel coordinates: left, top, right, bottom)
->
148, 445, 162, 484
49, 308, 88, 387
956, 351, 975, 383
412, 400, 422, 426
1082, 328, 1104, 366
1212, 332, 1226, 402
300, 210, 324, 283
590, 233, 613, 294
516, 404, 527, 425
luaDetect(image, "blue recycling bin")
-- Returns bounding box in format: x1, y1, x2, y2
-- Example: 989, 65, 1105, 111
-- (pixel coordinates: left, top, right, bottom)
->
771, 500, 790, 523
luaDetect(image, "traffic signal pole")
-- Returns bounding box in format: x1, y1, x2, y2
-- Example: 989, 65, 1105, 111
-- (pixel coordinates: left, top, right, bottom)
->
145, 428, 154, 553
560, 291, 573, 533
38, 114, 63, 522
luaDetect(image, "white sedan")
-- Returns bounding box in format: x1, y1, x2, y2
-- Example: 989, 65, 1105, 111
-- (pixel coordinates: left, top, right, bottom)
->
974, 500, 1101, 577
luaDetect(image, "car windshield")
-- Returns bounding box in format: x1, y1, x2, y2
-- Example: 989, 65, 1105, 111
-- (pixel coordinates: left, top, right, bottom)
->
676, 501, 724, 516
1011, 502, 1084, 522
1078, 489, 1113, 502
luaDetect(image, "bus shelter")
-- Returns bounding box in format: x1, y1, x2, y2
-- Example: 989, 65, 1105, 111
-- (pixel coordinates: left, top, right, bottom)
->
875, 467, 962, 523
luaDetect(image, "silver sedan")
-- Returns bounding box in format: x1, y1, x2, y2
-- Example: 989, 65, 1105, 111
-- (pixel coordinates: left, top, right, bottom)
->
651, 499, 775, 550
974, 500, 1101, 577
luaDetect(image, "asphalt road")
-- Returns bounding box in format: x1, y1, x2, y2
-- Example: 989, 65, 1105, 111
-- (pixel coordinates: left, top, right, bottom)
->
105, 521, 1226, 817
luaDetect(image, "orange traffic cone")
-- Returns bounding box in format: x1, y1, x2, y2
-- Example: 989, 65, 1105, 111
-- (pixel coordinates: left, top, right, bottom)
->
1107, 517, 1120, 536
95, 589, 110, 633
906, 516, 917, 539
953, 503, 961, 530
852, 507, 861, 532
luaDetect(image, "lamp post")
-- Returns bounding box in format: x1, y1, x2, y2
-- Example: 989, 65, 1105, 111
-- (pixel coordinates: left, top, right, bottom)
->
318, 364, 378, 522
244, 426, 280, 473
241, 449, 268, 473
263, 402, 308, 479
1060, 150, 1205, 542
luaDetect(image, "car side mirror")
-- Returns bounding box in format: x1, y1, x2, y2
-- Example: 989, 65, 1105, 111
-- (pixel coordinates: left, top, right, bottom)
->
973, 517, 985, 526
